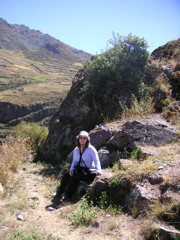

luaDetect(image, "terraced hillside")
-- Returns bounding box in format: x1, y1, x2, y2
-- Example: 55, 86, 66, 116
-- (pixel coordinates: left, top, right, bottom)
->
0, 48, 86, 104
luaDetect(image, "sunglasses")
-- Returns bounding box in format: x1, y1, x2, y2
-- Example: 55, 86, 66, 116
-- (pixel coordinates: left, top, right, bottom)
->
79, 136, 87, 140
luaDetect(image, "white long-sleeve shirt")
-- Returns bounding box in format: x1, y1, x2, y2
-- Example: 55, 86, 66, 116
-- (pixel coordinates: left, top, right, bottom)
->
69, 145, 102, 174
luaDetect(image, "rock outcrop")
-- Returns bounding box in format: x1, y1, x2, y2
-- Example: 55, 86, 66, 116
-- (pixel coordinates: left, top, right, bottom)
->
107, 120, 176, 149
0, 102, 46, 124
36, 39, 180, 163
35, 66, 100, 162
146, 39, 180, 105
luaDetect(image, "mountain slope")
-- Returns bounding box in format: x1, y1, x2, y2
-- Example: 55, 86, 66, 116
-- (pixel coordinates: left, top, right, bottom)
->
0, 18, 92, 105
0, 18, 91, 61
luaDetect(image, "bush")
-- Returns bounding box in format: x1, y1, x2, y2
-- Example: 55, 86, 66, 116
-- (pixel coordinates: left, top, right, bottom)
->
81, 33, 149, 119
14, 123, 48, 153
70, 199, 97, 226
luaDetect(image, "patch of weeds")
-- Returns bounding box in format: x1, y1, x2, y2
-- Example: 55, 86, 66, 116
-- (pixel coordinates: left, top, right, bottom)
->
98, 191, 109, 210
107, 177, 128, 210
3, 177, 24, 198
14, 122, 48, 152
130, 147, 142, 160
150, 201, 180, 230
70, 198, 97, 226
87, 176, 129, 213
9, 196, 38, 214
4, 228, 60, 240
121, 95, 155, 119
33, 76, 46, 83
131, 207, 139, 218
118, 158, 159, 181
42, 176, 59, 198
98, 191, 121, 214
112, 162, 120, 173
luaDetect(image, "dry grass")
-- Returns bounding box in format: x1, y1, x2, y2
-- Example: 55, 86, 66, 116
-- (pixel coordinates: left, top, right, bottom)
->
113, 158, 159, 181
0, 160, 145, 240
0, 135, 31, 186
121, 95, 155, 120
112, 142, 180, 181
0, 127, 179, 239
149, 200, 178, 220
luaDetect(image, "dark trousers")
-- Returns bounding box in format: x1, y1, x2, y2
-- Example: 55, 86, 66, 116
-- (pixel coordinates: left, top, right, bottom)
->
55, 168, 96, 199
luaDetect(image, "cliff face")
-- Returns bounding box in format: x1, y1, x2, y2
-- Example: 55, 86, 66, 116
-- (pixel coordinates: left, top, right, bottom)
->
0, 102, 46, 124
0, 101, 58, 143
36, 67, 96, 162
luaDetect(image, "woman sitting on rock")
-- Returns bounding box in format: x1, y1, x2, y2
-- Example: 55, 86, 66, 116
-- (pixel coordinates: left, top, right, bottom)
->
52, 131, 102, 205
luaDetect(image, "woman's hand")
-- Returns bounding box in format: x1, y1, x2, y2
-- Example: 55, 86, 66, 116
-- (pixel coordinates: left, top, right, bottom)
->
69, 170, 74, 176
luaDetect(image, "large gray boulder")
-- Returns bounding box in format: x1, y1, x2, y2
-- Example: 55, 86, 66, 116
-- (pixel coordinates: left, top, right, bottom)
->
124, 182, 160, 213
98, 149, 119, 169
89, 124, 112, 150
107, 120, 176, 150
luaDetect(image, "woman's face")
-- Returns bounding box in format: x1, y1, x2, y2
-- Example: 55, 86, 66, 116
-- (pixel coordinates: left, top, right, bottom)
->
79, 136, 88, 146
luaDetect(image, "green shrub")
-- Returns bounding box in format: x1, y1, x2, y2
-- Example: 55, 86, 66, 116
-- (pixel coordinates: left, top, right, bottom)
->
87, 176, 128, 212
70, 199, 97, 226
130, 147, 142, 160
33, 76, 46, 82
14, 123, 48, 152
81, 33, 149, 120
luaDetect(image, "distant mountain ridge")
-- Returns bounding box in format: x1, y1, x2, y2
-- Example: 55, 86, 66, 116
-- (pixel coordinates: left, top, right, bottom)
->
0, 18, 91, 61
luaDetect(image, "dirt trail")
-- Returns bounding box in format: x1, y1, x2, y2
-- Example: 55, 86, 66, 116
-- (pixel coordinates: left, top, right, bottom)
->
1, 162, 143, 240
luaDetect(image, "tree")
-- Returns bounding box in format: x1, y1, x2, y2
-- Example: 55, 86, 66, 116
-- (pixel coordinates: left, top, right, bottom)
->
81, 33, 149, 119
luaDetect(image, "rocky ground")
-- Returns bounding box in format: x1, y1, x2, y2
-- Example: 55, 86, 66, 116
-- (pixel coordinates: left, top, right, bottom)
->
0, 116, 179, 240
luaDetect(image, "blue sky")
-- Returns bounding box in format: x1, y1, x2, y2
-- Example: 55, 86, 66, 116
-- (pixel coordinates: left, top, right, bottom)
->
1, 0, 179, 54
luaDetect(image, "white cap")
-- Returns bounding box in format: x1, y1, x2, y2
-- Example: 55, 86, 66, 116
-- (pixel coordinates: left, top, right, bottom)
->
78, 131, 90, 140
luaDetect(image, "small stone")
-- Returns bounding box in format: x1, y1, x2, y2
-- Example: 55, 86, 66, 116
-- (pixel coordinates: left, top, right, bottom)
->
91, 221, 99, 228
1, 226, 9, 232
148, 174, 164, 185
28, 197, 39, 201
17, 215, 25, 221
158, 166, 164, 170
105, 214, 111, 218
0, 183, 4, 193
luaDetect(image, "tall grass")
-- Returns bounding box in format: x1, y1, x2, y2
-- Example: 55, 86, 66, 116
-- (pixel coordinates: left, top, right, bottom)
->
121, 95, 155, 119
0, 123, 48, 187
14, 123, 48, 152
0, 136, 31, 186
70, 198, 97, 226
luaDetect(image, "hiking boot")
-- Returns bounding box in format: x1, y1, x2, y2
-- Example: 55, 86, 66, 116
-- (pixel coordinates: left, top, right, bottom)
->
51, 196, 62, 205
